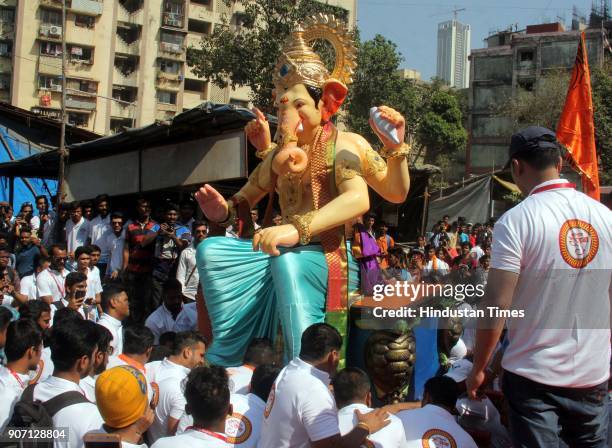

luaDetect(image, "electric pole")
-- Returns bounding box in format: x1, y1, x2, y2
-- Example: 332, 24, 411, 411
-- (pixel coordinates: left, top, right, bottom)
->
57, 0, 68, 210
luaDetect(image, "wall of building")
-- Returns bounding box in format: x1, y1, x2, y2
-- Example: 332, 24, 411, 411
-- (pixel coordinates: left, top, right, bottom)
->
467, 27, 606, 174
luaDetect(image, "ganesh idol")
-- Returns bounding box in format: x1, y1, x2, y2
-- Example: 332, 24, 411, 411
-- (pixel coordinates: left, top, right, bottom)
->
195, 14, 411, 366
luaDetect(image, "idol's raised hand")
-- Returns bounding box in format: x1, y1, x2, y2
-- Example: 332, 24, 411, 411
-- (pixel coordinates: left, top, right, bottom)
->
369, 106, 406, 151
245, 107, 271, 153
195, 184, 229, 224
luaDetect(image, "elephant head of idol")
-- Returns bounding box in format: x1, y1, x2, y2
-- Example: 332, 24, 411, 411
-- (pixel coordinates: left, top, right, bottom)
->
270, 14, 357, 177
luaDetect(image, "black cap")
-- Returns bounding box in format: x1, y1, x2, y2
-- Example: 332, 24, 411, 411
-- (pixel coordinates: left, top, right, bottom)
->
505, 126, 559, 169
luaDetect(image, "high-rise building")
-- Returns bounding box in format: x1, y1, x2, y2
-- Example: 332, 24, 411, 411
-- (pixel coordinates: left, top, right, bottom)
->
436, 19, 471, 88
0, 0, 355, 135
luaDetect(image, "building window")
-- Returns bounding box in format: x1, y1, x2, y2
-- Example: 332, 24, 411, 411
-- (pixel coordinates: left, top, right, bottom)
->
66, 78, 97, 94
157, 90, 176, 104
231, 12, 250, 31
75, 15, 95, 28
184, 78, 204, 92
160, 31, 183, 53
159, 59, 180, 74
0, 8, 14, 23
110, 118, 133, 134
518, 78, 535, 91
520, 51, 534, 62
68, 112, 89, 127
190, 0, 210, 5
40, 41, 62, 56
188, 19, 210, 34
0, 41, 11, 57
0, 75, 10, 90
40, 9, 62, 26
69, 45, 93, 63
38, 75, 61, 90
112, 85, 137, 103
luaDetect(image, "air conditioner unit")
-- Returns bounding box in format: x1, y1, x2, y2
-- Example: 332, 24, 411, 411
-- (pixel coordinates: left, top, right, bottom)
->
49, 26, 62, 37
50, 84, 62, 92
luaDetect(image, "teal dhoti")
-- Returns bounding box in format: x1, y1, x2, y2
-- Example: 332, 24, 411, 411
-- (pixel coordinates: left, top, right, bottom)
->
196, 236, 358, 366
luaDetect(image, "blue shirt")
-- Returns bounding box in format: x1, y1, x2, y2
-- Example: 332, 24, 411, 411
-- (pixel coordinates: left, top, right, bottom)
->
15, 244, 40, 277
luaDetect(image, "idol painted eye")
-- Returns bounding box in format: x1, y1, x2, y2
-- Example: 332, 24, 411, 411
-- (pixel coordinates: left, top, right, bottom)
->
280, 64, 290, 77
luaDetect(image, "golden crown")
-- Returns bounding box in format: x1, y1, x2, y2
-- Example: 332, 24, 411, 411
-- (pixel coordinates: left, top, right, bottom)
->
273, 14, 357, 90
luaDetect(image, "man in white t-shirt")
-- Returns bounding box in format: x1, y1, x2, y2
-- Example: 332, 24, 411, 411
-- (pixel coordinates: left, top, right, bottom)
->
227, 338, 274, 395
97, 285, 130, 355
259, 323, 390, 448
176, 221, 207, 301
467, 126, 612, 447
65, 202, 91, 268
74, 247, 101, 320
32, 318, 104, 448
398, 376, 477, 448
333, 367, 406, 448
151, 365, 231, 448
49, 271, 89, 322
0, 319, 43, 431
36, 244, 69, 304
88, 195, 113, 274
148, 331, 206, 443
178, 363, 280, 448
145, 279, 197, 344
20, 254, 50, 301
105, 212, 126, 280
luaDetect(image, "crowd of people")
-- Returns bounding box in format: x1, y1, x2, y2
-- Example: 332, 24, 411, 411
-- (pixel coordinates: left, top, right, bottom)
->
0, 126, 609, 448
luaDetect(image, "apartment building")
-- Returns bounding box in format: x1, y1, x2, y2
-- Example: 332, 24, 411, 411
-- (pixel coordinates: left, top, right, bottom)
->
0, 0, 355, 135
467, 22, 608, 174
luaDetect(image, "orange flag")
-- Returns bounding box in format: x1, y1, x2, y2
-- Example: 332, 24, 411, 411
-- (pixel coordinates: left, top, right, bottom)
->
556, 32, 600, 201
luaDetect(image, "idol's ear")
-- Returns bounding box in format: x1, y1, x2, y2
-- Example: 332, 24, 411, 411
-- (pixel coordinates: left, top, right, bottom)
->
321, 78, 348, 122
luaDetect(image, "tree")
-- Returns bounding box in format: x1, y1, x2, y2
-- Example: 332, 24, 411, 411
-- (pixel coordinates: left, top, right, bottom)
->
591, 61, 612, 185
344, 35, 419, 146
500, 63, 611, 185
186, 0, 349, 112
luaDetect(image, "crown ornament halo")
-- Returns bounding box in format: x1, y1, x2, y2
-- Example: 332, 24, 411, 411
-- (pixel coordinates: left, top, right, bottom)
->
273, 14, 357, 90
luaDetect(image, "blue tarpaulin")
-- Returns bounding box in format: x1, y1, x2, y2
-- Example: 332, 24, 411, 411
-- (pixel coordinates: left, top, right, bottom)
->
0, 124, 57, 211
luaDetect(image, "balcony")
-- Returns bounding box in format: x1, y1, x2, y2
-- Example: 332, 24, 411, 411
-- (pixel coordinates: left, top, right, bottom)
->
113, 67, 138, 87
0, 58, 11, 73
0, 0, 17, 7
188, 3, 216, 22
156, 71, 182, 90
0, 22, 14, 39
40, 0, 62, 9
70, 0, 103, 16
66, 96, 96, 110
66, 24, 95, 46
110, 100, 134, 118
38, 55, 62, 76
158, 41, 185, 60
162, 12, 184, 29
157, 102, 176, 112
117, 6, 143, 25
115, 38, 140, 56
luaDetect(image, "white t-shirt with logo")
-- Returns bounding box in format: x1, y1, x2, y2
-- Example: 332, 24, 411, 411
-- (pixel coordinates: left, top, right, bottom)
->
227, 365, 254, 395
0, 366, 30, 432
151, 428, 230, 448
177, 393, 265, 447
398, 404, 477, 448
491, 179, 612, 387
338, 403, 405, 448
36, 268, 68, 302
148, 359, 191, 444
259, 357, 340, 448
33, 376, 104, 448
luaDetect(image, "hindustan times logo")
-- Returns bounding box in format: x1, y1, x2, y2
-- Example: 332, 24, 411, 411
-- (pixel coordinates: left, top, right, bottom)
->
372, 282, 485, 302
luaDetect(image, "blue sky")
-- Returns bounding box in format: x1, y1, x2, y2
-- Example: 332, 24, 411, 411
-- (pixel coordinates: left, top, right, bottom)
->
356, 0, 593, 80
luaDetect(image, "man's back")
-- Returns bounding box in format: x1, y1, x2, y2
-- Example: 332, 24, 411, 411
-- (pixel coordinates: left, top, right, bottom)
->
398, 404, 477, 448
224, 393, 265, 447
491, 181, 612, 387
259, 358, 339, 448
33, 376, 103, 448
338, 403, 404, 448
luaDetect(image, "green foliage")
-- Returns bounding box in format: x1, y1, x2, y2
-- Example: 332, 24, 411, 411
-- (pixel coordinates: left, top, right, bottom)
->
186, 0, 349, 112
591, 61, 612, 185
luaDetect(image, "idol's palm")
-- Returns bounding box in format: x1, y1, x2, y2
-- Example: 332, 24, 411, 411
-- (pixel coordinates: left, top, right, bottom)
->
195, 184, 229, 223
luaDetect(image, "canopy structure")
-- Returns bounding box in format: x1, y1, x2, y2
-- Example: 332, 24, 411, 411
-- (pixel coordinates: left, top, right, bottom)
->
0, 102, 99, 208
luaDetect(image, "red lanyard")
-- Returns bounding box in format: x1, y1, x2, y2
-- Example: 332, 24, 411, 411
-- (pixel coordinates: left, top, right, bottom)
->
49, 269, 65, 297
186, 427, 228, 443
531, 182, 575, 195
8, 368, 26, 389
